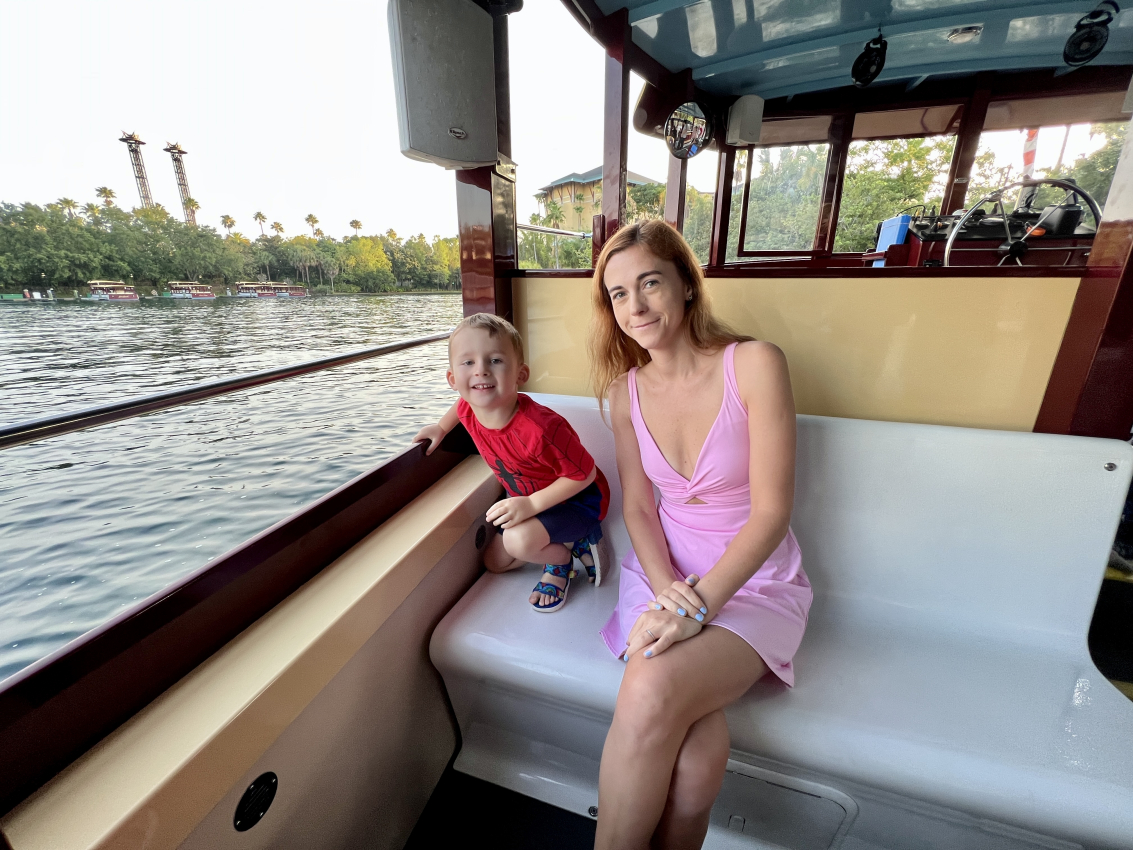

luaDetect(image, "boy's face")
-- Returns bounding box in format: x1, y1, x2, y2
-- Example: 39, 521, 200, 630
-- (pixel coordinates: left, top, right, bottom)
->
447, 326, 529, 412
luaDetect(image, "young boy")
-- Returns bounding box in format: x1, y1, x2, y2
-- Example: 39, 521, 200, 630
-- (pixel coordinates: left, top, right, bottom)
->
414, 313, 611, 612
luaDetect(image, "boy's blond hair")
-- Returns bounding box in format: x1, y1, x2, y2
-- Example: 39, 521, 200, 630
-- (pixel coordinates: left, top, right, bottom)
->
449, 313, 525, 363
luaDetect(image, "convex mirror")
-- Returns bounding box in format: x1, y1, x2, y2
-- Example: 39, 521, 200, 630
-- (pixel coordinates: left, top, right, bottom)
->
664, 102, 713, 159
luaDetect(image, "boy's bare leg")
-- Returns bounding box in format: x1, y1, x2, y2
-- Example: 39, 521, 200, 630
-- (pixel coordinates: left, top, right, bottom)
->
482, 532, 525, 573
498, 517, 573, 606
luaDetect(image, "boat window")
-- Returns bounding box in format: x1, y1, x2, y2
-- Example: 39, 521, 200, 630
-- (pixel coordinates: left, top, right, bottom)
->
967, 122, 1128, 212
510, 2, 605, 270
739, 143, 829, 253
683, 153, 719, 266
834, 136, 956, 253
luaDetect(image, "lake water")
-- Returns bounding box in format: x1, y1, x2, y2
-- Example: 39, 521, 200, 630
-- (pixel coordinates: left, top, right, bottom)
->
0, 294, 463, 681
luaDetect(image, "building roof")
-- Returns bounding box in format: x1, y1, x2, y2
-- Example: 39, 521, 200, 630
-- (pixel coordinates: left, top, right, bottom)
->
539, 166, 660, 193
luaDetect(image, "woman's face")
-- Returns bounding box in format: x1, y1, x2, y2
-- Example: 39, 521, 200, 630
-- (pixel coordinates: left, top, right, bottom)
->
603, 245, 692, 351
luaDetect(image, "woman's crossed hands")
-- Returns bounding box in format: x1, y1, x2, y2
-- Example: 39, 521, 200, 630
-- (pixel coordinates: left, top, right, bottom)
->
623, 574, 708, 660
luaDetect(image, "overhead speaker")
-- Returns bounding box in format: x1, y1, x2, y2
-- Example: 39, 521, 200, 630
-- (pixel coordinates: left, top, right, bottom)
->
388, 0, 497, 169
1064, 1, 1119, 67
727, 95, 764, 146
851, 33, 887, 88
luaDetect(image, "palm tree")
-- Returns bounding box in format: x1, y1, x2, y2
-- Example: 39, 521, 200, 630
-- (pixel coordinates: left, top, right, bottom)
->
95, 186, 116, 207
220, 215, 236, 234
314, 228, 325, 239
270, 221, 284, 236
82, 202, 100, 220
184, 198, 200, 213
349, 219, 362, 236
253, 211, 267, 236
545, 202, 565, 268
305, 213, 319, 236
58, 198, 78, 219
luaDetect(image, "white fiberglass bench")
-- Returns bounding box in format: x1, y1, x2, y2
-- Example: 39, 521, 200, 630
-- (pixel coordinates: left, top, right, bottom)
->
431, 394, 1133, 850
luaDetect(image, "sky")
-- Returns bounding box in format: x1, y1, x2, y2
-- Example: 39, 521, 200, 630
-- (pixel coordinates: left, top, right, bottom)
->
0, 1, 1111, 241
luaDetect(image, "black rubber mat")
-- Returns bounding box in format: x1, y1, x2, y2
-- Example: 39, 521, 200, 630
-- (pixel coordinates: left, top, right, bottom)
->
405, 766, 596, 850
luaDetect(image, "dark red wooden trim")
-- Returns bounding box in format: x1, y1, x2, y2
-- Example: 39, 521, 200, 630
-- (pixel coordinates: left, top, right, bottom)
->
737, 146, 754, 256
709, 147, 737, 267
941, 85, 992, 215
457, 170, 508, 319
664, 154, 687, 231
1068, 247, 1133, 438
508, 268, 595, 279
601, 9, 630, 245
703, 264, 1097, 279
0, 431, 477, 818
509, 264, 1097, 280
814, 114, 854, 255
592, 213, 606, 265
1035, 265, 1127, 434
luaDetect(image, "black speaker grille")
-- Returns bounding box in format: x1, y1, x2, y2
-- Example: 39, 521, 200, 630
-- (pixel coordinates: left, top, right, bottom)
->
234, 772, 278, 832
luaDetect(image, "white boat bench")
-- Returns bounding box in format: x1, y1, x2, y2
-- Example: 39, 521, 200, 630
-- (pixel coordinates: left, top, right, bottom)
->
431, 394, 1133, 850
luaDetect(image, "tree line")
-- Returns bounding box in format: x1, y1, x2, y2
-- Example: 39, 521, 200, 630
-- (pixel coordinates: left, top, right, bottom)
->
0, 194, 461, 293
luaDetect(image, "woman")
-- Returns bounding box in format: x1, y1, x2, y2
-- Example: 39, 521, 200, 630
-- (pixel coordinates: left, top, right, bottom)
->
591, 221, 812, 849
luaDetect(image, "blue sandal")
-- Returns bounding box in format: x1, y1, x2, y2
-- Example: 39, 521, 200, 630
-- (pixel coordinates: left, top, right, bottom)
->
572, 533, 608, 586
531, 562, 573, 613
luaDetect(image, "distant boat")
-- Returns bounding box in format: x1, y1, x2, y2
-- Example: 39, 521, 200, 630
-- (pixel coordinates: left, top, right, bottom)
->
235, 282, 277, 298
271, 283, 309, 298
168, 282, 216, 300
84, 281, 139, 302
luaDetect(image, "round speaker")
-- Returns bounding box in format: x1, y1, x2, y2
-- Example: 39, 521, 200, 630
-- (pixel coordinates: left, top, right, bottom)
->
851, 36, 887, 88
1064, 23, 1110, 66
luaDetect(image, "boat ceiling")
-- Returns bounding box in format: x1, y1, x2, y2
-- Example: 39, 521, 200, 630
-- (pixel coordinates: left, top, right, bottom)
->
589, 0, 1133, 100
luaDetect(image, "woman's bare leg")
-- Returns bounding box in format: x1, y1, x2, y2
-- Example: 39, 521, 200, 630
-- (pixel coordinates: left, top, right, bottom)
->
595, 626, 768, 850
652, 710, 730, 849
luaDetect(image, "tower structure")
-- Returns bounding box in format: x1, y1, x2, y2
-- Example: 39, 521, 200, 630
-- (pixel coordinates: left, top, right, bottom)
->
118, 132, 154, 209
163, 142, 196, 225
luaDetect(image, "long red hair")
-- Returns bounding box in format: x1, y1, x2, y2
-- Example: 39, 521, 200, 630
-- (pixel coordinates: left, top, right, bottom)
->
588, 220, 751, 412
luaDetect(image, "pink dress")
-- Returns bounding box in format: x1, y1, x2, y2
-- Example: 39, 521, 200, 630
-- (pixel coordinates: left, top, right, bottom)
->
599, 343, 812, 686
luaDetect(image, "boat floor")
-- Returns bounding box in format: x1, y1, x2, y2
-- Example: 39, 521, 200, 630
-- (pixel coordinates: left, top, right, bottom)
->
406, 764, 596, 849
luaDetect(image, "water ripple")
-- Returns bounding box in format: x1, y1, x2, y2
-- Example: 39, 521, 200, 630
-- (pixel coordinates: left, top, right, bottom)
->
0, 294, 463, 680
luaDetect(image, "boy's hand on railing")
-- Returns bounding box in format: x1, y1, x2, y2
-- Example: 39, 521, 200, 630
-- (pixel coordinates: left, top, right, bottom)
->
414, 424, 447, 455
486, 496, 536, 529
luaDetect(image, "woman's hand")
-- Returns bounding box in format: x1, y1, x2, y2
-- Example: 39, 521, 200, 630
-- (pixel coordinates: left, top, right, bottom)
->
486, 496, 536, 529
623, 608, 702, 660
647, 574, 707, 622
413, 424, 447, 456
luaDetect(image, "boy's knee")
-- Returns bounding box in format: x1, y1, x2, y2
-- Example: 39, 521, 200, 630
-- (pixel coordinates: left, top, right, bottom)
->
501, 522, 544, 559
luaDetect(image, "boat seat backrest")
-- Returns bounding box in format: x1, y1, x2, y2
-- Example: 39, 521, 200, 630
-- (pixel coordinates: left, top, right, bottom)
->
550, 394, 1127, 646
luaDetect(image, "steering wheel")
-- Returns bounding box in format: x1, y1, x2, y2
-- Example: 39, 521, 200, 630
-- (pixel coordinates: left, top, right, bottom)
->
943, 178, 1102, 267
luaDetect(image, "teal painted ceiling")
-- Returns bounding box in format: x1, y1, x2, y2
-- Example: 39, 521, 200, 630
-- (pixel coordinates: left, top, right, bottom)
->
591, 0, 1133, 98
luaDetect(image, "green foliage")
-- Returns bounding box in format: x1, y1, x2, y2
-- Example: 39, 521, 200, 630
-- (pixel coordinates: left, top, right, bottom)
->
628, 183, 665, 222
835, 136, 956, 252
0, 193, 461, 293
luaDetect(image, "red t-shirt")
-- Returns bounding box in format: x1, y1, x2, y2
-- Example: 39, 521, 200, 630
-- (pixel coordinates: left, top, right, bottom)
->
458, 394, 610, 520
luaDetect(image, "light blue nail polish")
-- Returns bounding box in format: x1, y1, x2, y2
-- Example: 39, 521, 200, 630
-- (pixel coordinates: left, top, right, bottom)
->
653, 603, 661, 610
695, 613, 704, 622
677, 608, 686, 616
644, 650, 652, 657
700, 606, 708, 614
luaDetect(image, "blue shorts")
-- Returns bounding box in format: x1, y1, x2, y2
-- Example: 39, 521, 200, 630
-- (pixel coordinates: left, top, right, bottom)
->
497, 482, 603, 545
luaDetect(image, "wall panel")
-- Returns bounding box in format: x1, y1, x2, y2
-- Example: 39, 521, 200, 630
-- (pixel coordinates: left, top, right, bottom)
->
514, 275, 1080, 431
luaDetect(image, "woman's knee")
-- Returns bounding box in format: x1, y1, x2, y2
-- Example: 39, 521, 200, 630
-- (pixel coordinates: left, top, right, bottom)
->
612, 660, 688, 745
